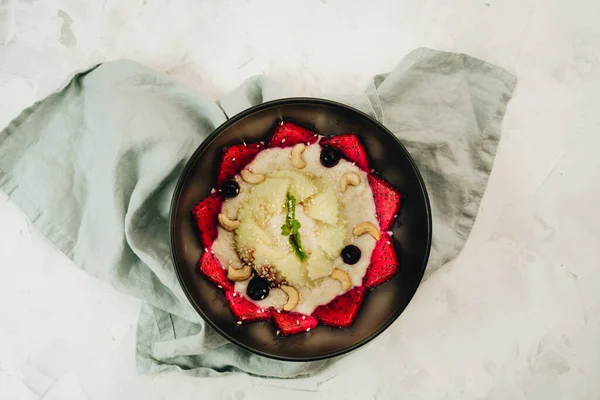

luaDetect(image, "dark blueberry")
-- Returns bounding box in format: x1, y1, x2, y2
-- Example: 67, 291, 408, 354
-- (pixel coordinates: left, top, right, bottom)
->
341, 245, 361, 265
247, 276, 270, 300
320, 146, 342, 168
220, 179, 240, 198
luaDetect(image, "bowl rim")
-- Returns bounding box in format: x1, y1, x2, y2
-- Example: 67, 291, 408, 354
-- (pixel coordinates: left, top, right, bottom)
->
169, 97, 432, 361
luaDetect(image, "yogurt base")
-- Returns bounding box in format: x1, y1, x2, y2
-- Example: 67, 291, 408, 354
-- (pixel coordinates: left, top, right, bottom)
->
212, 143, 379, 315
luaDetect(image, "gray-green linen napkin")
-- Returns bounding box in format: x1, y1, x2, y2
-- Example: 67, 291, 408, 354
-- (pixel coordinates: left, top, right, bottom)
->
0, 48, 516, 378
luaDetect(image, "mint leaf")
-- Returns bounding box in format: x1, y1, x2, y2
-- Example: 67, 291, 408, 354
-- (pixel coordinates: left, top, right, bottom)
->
281, 193, 306, 261
291, 219, 301, 232
290, 234, 308, 261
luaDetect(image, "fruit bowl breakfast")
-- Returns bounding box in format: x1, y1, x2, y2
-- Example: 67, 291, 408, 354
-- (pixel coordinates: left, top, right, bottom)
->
170, 99, 431, 360
192, 121, 403, 335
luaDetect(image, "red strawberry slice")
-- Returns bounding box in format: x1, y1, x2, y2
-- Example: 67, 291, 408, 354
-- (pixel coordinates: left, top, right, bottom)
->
320, 134, 369, 171
191, 193, 222, 248
199, 251, 234, 291
363, 233, 399, 288
225, 291, 271, 322
368, 173, 402, 232
311, 286, 366, 328
266, 121, 318, 148
217, 142, 264, 185
271, 309, 318, 336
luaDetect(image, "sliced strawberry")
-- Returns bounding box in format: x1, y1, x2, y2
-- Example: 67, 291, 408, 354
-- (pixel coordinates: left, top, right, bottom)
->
311, 286, 366, 328
363, 233, 399, 288
217, 142, 264, 185
199, 251, 234, 291
271, 309, 318, 336
320, 134, 369, 171
191, 193, 222, 248
266, 121, 318, 148
368, 173, 402, 232
225, 291, 271, 322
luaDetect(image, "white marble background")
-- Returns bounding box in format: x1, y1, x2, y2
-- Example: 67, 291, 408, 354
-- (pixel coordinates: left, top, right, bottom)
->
1, 0, 599, 399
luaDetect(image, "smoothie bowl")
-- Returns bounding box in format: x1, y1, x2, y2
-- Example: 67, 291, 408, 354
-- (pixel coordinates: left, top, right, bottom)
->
170, 99, 431, 361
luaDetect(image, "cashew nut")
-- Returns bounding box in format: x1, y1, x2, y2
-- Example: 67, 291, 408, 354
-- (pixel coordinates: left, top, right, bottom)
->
331, 268, 351, 290
218, 213, 240, 232
240, 169, 265, 184
290, 143, 307, 169
281, 285, 299, 311
340, 171, 361, 192
353, 221, 381, 240
227, 264, 252, 281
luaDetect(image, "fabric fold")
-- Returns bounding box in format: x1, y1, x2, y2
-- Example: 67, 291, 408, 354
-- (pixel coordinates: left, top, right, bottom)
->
0, 48, 516, 378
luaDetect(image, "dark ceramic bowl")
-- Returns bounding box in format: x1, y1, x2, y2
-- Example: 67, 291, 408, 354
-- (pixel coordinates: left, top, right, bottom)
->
170, 98, 432, 361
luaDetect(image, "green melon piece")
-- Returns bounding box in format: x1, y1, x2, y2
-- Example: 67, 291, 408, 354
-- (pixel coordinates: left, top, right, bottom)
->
305, 187, 339, 225
307, 249, 333, 280
277, 252, 308, 287
317, 222, 345, 258
234, 218, 272, 251
238, 176, 290, 222
253, 242, 285, 268
270, 170, 317, 202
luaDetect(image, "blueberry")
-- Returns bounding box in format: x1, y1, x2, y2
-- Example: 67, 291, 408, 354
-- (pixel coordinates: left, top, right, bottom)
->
341, 245, 361, 265
220, 179, 240, 198
247, 276, 270, 300
320, 146, 342, 168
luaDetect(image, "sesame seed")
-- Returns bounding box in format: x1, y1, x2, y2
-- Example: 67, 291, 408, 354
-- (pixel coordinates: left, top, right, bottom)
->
302, 316, 306, 320
237, 321, 242, 325
243, 141, 247, 147
277, 309, 281, 313
218, 285, 222, 289
306, 328, 311, 332
233, 292, 237, 297
276, 330, 280, 335
232, 157, 236, 161
296, 320, 300, 325
282, 138, 286, 143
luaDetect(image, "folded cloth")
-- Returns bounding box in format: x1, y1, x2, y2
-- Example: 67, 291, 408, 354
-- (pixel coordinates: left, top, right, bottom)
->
0, 48, 516, 378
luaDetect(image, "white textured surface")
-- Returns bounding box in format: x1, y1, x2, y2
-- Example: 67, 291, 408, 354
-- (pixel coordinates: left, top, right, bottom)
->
1, 0, 599, 398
